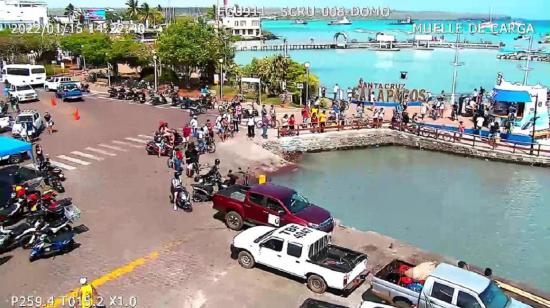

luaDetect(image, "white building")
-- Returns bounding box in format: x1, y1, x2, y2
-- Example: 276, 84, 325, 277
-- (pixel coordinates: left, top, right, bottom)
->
0, 0, 48, 30
219, 7, 261, 38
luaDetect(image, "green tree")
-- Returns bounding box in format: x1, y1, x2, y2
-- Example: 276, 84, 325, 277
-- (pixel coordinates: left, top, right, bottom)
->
139, 2, 150, 26
156, 17, 235, 85
107, 35, 150, 69
206, 5, 216, 20
125, 0, 140, 20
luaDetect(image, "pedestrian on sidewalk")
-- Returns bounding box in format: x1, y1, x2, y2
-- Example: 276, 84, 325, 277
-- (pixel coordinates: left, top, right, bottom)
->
420, 103, 427, 120
261, 114, 269, 139
319, 110, 327, 133
377, 108, 385, 128
190, 116, 198, 137
458, 121, 465, 139
333, 83, 340, 101
247, 116, 255, 139
301, 105, 310, 127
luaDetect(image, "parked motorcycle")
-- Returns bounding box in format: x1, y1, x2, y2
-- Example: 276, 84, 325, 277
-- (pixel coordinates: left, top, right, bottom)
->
108, 87, 118, 98
0, 220, 41, 251
43, 175, 65, 193
29, 231, 77, 262
189, 105, 206, 117
116, 88, 126, 100
169, 187, 193, 212
125, 89, 136, 100
0, 199, 24, 226
38, 160, 65, 181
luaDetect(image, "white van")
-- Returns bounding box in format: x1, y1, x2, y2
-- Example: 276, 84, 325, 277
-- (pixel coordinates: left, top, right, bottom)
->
2, 64, 47, 86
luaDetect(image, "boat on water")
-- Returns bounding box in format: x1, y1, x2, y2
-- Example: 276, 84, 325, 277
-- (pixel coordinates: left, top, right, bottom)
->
509, 21, 525, 27
294, 19, 308, 25
389, 16, 414, 25
480, 7, 496, 30
328, 17, 352, 25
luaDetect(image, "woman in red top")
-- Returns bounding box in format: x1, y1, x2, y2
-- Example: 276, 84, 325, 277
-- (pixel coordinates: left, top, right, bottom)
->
301, 106, 310, 127
288, 114, 296, 132
182, 124, 192, 144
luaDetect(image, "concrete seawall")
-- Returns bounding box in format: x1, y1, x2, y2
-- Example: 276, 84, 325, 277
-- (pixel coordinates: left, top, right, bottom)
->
263, 128, 550, 167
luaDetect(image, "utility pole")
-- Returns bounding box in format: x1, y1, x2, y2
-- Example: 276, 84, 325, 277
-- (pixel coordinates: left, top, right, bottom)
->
219, 58, 224, 99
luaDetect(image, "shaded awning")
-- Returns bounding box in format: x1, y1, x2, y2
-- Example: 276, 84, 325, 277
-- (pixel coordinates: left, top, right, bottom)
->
492, 89, 531, 103
0, 136, 32, 157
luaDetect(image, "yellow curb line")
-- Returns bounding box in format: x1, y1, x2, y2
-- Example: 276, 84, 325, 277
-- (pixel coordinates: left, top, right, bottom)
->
43, 239, 185, 308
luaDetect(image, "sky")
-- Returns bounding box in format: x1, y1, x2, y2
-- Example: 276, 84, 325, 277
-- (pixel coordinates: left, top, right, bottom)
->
45, 0, 550, 20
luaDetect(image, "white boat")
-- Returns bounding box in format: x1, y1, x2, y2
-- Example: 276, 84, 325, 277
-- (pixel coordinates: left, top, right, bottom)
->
328, 17, 352, 25
294, 19, 308, 25
510, 21, 525, 27
480, 7, 496, 30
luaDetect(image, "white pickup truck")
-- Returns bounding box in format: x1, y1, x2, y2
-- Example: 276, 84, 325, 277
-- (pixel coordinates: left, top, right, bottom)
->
370, 260, 532, 308
231, 224, 369, 294
43, 76, 81, 91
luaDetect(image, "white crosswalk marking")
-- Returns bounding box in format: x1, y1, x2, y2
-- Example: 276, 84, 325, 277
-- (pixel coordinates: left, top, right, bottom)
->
85, 147, 117, 156
138, 134, 153, 139
124, 137, 148, 144
57, 155, 91, 166
112, 140, 142, 148
70, 151, 104, 161
49, 160, 76, 170
98, 144, 127, 152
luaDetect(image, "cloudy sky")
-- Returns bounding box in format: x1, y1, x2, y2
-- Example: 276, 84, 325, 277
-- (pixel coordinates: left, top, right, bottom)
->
45, 0, 550, 20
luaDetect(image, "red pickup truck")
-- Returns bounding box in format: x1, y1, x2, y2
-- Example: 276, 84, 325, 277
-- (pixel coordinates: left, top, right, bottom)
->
212, 184, 334, 232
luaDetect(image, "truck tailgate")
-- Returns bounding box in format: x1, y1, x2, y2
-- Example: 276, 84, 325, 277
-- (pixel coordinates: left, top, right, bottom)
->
346, 257, 369, 288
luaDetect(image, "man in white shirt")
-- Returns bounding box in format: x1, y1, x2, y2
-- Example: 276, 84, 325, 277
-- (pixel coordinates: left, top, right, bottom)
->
333, 83, 340, 100
190, 116, 198, 137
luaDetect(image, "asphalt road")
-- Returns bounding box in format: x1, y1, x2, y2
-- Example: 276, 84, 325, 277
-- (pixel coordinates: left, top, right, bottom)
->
0, 90, 372, 308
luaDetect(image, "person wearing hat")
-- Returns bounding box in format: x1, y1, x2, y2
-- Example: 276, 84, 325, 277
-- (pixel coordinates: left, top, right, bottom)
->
77, 277, 100, 308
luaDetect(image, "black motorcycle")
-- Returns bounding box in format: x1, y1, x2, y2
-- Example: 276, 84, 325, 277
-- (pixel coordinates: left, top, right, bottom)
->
43, 175, 65, 193
38, 160, 66, 182
190, 105, 206, 117
116, 88, 126, 100
108, 87, 118, 98
125, 89, 136, 100
170, 187, 193, 212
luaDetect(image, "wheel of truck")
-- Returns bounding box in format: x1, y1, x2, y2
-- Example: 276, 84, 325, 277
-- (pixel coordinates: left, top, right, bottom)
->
393, 298, 413, 308
8, 154, 22, 164
225, 211, 243, 230
237, 250, 255, 269
307, 274, 327, 294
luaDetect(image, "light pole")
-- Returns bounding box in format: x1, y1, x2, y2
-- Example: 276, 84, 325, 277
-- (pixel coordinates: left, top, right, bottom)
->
81, 45, 86, 71
218, 58, 224, 100
520, 35, 534, 86
450, 34, 464, 106
530, 93, 539, 155
304, 62, 310, 104
153, 54, 158, 92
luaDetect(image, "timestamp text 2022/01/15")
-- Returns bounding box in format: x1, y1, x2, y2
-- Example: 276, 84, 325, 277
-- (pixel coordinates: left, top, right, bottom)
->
9, 22, 147, 35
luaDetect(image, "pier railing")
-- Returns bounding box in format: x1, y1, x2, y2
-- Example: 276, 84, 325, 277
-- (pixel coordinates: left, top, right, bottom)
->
276, 120, 550, 158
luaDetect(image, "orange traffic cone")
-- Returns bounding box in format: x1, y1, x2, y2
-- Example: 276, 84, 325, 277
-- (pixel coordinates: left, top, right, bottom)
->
72, 108, 80, 121
50, 96, 57, 107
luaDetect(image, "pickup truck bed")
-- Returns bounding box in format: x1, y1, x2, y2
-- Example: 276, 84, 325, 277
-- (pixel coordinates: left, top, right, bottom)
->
215, 185, 250, 202
311, 245, 368, 273
375, 259, 416, 283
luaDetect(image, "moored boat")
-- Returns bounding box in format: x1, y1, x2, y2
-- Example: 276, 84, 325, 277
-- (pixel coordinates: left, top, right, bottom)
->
328, 17, 352, 25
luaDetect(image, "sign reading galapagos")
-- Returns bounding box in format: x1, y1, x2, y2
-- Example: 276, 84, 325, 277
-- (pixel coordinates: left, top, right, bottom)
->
362, 82, 428, 102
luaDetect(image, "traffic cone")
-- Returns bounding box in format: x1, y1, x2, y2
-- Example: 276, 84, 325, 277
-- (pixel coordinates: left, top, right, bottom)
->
50, 96, 57, 107
72, 108, 80, 121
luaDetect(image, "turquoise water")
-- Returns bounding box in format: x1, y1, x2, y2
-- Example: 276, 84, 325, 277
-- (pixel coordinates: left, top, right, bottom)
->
235, 19, 550, 93
271, 147, 550, 291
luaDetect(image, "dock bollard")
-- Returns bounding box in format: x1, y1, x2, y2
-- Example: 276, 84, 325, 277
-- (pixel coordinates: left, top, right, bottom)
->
258, 175, 266, 185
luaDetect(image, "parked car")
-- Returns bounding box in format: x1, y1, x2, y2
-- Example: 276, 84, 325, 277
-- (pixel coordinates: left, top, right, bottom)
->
11, 110, 44, 138
0, 150, 29, 165
0, 114, 13, 132
44, 76, 80, 92
212, 184, 334, 232
299, 298, 350, 308
56, 82, 83, 101
370, 260, 532, 308
231, 224, 369, 294
8, 83, 38, 103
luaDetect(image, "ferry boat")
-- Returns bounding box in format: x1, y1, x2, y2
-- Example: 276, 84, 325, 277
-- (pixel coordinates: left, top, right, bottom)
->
294, 19, 308, 25
328, 17, 352, 25
389, 16, 414, 25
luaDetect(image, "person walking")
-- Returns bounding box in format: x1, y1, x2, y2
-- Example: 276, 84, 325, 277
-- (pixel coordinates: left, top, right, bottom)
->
319, 110, 327, 133
333, 83, 340, 101
261, 114, 269, 139
458, 121, 465, 139
43, 112, 54, 134
301, 105, 310, 127
420, 103, 427, 120
247, 116, 255, 139
77, 277, 100, 308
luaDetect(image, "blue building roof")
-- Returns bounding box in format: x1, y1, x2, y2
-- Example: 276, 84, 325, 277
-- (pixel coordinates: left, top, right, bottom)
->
431, 263, 490, 294
492, 89, 531, 103
0, 136, 32, 157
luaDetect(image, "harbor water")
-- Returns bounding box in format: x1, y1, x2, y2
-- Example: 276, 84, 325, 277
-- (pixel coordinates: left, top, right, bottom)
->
271, 147, 550, 291
235, 19, 550, 93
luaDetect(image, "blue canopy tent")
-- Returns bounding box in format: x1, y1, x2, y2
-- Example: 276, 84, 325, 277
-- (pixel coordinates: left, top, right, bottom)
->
492, 89, 531, 103
0, 136, 33, 157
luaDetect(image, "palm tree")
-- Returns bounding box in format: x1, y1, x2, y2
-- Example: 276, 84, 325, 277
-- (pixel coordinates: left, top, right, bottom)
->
125, 0, 140, 20
149, 7, 165, 26
64, 3, 75, 16
139, 2, 150, 27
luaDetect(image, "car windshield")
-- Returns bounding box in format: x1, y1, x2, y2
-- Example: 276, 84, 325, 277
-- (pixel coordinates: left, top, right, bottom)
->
254, 229, 275, 243
63, 84, 78, 91
16, 115, 33, 123
282, 192, 311, 214
16, 85, 32, 91
479, 282, 510, 308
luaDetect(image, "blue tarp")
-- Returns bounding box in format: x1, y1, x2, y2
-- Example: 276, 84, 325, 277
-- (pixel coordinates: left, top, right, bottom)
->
0, 136, 32, 157
492, 89, 531, 103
